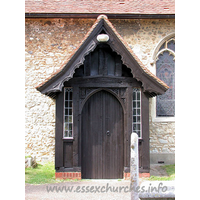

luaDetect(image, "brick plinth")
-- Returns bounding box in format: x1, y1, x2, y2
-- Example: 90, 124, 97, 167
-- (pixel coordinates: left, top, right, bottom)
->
55, 172, 149, 180
124, 172, 150, 180
124, 172, 130, 180
139, 173, 150, 178
55, 172, 81, 180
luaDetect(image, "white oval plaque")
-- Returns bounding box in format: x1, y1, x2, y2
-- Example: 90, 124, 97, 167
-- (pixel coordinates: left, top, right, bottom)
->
97, 34, 109, 42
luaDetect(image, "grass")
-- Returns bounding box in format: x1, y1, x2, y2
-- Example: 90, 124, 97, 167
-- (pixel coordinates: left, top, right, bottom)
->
147, 164, 175, 181
25, 162, 64, 184
26, 162, 175, 184
25, 162, 82, 184
163, 164, 175, 178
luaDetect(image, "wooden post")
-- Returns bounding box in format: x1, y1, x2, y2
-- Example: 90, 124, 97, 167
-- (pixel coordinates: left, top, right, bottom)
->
130, 132, 139, 200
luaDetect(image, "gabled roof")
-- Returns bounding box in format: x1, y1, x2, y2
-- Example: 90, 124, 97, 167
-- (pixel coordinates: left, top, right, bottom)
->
36, 15, 169, 97
25, 0, 175, 15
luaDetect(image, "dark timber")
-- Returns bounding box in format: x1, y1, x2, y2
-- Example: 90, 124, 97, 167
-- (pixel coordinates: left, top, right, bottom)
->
25, 13, 175, 19
81, 91, 124, 179
55, 44, 151, 176
37, 17, 168, 177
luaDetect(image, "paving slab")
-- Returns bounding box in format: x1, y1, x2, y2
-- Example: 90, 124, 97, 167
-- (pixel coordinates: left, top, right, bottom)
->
150, 164, 168, 177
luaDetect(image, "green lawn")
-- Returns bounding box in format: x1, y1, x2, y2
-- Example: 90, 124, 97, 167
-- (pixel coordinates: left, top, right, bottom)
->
25, 162, 60, 184
148, 164, 175, 181
25, 162, 175, 184
25, 162, 81, 184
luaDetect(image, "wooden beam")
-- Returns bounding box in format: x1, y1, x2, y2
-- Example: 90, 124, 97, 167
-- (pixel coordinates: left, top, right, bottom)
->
25, 13, 175, 19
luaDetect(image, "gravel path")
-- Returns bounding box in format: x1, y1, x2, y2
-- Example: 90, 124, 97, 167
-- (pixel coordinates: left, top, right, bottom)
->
25, 164, 172, 199
25, 180, 131, 200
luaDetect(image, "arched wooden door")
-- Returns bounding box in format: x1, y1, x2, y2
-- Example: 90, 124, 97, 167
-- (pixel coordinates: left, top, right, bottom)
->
81, 90, 124, 179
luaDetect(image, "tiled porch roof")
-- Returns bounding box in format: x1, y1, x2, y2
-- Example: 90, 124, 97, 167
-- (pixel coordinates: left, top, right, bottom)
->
36, 15, 169, 96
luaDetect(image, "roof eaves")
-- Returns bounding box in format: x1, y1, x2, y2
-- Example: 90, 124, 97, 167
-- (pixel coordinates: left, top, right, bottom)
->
101, 15, 169, 90
36, 16, 103, 91
36, 15, 169, 94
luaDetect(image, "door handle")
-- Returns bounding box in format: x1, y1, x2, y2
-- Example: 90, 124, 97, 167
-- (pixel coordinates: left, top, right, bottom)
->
106, 131, 110, 136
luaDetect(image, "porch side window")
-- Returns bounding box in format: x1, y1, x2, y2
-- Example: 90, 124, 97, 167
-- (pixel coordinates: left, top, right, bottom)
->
156, 38, 175, 117
132, 88, 142, 138
64, 88, 73, 138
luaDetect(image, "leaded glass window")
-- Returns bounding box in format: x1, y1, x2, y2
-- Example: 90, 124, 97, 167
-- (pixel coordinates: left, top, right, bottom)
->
132, 88, 142, 138
64, 88, 73, 138
156, 38, 175, 117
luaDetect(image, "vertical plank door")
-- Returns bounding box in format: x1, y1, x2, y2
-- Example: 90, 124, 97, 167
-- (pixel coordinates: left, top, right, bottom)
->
81, 90, 124, 179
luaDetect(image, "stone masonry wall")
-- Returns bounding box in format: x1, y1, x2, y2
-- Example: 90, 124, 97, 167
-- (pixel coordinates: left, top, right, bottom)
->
149, 106, 175, 154
25, 18, 175, 162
